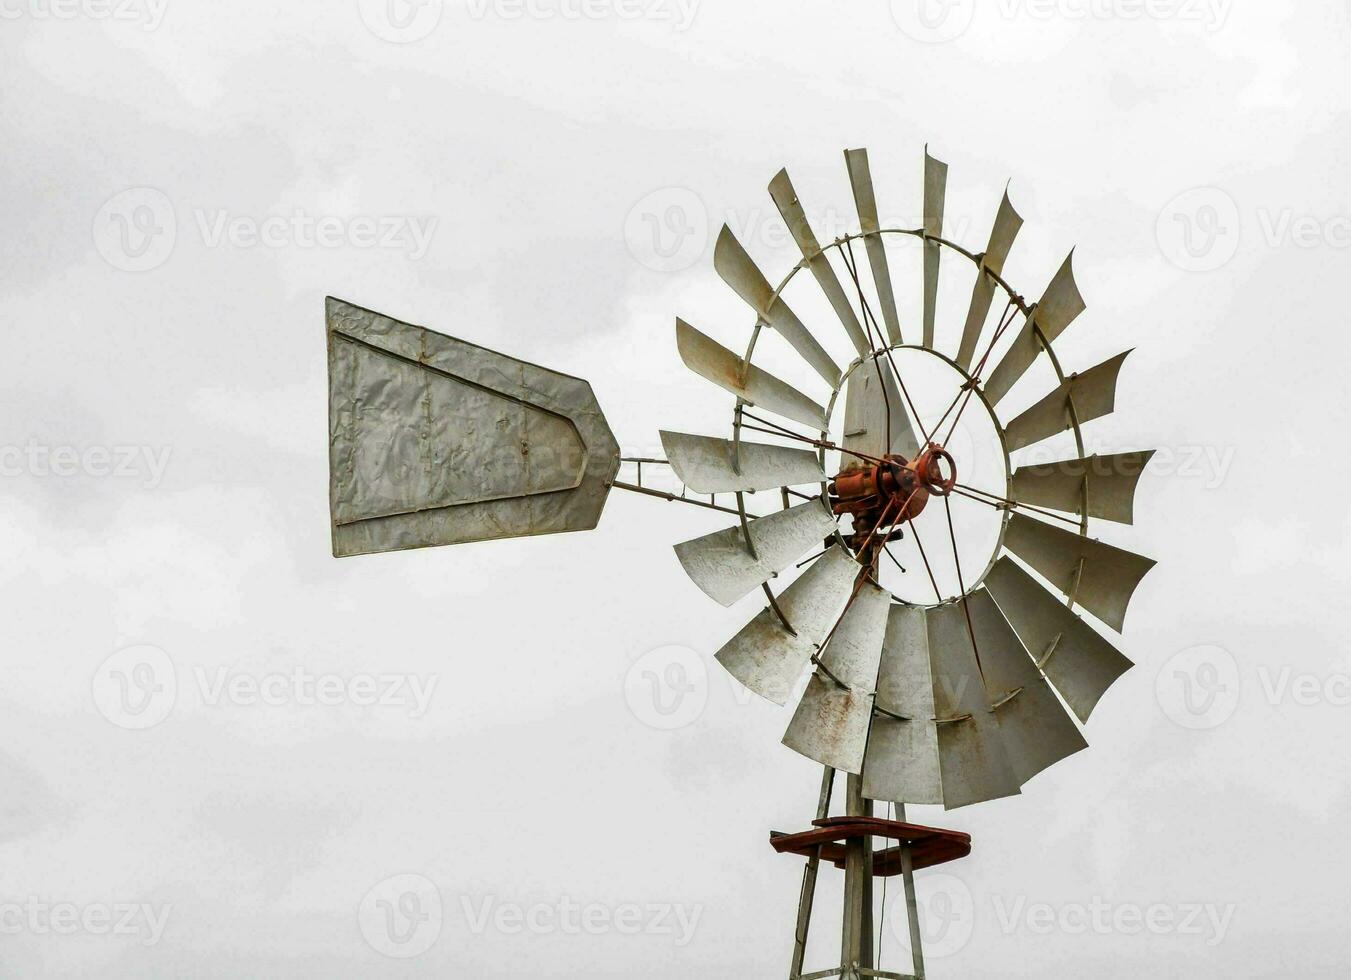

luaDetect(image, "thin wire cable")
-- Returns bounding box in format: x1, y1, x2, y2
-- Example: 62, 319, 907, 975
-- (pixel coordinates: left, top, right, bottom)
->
908, 519, 943, 603
944, 495, 984, 676
739, 411, 888, 467
839, 238, 896, 454
929, 298, 1021, 447
877, 799, 893, 971
840, 238, 934, 449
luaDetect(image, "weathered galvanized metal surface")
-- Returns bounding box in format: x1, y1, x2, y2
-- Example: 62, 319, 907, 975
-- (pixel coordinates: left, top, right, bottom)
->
673, 498, 837, 607
659, 430, 825, 494
861, 605, 942, 804
967, 588, 1088, 786
712, 226, 841, 386
984, 556, 1133, 722
927, 600, 1022, 808
844, 148, 902, 345
842, 358, 921, 462
782, 581, 891, 773
326, 298, 619, 557
1010, 450, 1154, 524
675, 319, 828, 430
1003, 512, 1155, 632
1003, 350, 1132, 452
956, 189, 1023, 371
716, 546, 859, 705
768, 168, 871, 358
922, 148, 948, 350
983, 252, 1086, 406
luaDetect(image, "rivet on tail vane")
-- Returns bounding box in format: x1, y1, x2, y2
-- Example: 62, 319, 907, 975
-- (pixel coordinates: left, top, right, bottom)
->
325, 298, 619, 557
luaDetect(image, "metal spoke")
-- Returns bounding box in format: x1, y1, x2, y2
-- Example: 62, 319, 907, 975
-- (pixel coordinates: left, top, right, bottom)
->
740, 410, 888, 467
950, 481, 1083, 530
943, 495, 985, 676
907, 519, 943, 604
930, 298, 1021, 447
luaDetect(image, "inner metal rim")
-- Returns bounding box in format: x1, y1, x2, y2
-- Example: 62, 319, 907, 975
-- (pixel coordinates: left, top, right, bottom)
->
728, 227, 1085, 620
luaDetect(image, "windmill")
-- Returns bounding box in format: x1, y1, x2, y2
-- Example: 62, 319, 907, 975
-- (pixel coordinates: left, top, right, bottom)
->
325, 148, 1154, 978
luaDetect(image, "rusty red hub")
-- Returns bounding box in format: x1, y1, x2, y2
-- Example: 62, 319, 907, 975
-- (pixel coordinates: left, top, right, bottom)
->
828, 443, 956, 555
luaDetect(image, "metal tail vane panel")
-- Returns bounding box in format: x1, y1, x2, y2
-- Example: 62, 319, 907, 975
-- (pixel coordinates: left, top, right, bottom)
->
326, 298, 620, 557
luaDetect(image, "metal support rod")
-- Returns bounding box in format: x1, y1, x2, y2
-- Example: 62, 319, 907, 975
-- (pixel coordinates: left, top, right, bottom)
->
896, 802, 925, 980
608, 480, 751, 518
790, 767, 836, 979
841, 775, 874, 980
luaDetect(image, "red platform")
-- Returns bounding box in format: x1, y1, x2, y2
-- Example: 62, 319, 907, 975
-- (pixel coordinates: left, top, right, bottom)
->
770, 816, 970, 878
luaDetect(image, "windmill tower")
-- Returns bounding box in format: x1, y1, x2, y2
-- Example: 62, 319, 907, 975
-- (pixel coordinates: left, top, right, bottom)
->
326, 148, 1154, 978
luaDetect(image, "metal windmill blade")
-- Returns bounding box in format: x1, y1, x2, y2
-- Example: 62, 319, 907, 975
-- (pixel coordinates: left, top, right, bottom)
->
324, 147, 1161, 980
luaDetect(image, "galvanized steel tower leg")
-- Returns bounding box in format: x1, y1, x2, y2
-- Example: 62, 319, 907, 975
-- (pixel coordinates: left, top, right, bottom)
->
897, 802, 925, 979
840, 775, 873, 980
789, 767, 835, 979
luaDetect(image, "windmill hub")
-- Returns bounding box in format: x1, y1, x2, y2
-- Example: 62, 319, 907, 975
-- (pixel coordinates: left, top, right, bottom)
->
829, 443, 956, 554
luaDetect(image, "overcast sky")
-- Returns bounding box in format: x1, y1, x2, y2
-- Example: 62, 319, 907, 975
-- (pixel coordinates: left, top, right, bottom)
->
2, 2, 1348, 977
